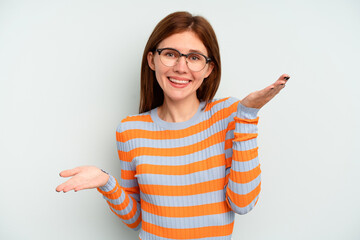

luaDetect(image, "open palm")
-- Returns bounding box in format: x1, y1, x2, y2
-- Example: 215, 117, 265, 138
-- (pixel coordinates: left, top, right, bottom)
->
241, 74, 290, 109
56, 166, 109, 193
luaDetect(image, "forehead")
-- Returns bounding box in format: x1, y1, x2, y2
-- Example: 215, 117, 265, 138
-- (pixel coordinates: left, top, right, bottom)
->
158, 31, 208, 55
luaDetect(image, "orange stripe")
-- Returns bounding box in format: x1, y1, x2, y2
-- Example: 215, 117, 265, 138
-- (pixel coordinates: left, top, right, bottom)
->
225, 157, 232, 169
233, 132, 258, 141
106, 194, 129, 211
234, 116, 259, 124
223, 101, 239, 117
97, 178, 120, 195
121, 169, 136, 179
105, 189, 129, 205
119, 129, 227, 158
97, 185, 118, 196
136, 154, 225, 175
118, 150, 132, 162
108, 196, 138, 220
224, 120, 235, 150
142, 200, 231, 217
99, 188, 122, 200
225, 138, 232, 150
230, 164, 261, 184
204, 97, 230, 111
99, 187, 120, 199
226, 182, 261, 208
225, 172, 230, 188
141, 178, 225, 196
117, 102, 239, 142
123, 186, 139, 195
123, 212, 142, 229
142, 221, 234, 239
122, 115, 153, 123
233, 147, 258, 162
227, 120, 235, 131
110, 208, 141, 231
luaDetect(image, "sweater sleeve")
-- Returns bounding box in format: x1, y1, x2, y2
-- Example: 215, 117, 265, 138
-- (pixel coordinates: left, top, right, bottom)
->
97, 123, 141, 230
225, 100, 261, 215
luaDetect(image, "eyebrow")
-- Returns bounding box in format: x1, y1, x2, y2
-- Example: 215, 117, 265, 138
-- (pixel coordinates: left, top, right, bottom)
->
164, 47, 207, 56
188, 49, 207, 55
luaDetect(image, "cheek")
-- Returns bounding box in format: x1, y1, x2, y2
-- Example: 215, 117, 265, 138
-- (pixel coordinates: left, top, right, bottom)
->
154, 64, 166, 83
194, 72, 207, 83
154, 60, 168, 77
193, 78, 204, 89
155, 71, 164, 89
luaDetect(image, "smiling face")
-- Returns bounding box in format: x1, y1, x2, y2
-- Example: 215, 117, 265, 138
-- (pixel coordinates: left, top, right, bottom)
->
147, 31, 214, 105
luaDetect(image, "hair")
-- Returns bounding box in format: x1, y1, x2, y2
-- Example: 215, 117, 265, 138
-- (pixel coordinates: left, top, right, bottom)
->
139, 11, 221, 113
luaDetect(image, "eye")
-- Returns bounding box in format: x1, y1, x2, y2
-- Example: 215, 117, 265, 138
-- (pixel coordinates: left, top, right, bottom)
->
162, 49, 179, 58
189, 53, 201, 61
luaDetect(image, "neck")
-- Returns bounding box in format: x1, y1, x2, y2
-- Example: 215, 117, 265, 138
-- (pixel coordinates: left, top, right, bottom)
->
158, 96, 200, 123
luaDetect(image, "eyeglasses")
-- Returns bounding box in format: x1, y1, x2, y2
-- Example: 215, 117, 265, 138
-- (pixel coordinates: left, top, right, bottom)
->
156, 48, 212, 72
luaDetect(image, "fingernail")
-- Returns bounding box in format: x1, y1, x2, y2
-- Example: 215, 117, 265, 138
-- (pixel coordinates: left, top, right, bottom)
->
284, 76, 290, 80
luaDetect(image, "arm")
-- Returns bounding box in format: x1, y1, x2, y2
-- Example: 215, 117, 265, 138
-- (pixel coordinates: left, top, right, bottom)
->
97, 123, 141, 230
224, 73, 290, 213
225, 102, 261, 215
56, 124, 142, 230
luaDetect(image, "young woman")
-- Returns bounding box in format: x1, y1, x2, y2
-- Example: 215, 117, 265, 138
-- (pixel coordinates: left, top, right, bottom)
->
56, 11, 290, 240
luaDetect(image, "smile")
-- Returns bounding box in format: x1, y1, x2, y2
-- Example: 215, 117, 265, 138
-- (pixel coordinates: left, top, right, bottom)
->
167, 77, 192, 88
168, 77, 191, 84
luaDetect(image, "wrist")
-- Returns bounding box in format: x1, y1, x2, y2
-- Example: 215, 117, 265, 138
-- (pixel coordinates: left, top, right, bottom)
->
98, 174, 116, 192
100, 169, 110, 187
237, 102, 260, 119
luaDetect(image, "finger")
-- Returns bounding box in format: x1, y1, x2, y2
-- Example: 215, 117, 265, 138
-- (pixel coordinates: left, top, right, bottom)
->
279, 73, 290, 81
63, 185, 76, 193
59, 167, 80, 178
56, 182, 70, 192
275, 76, 289, 87
56, 177, 78, 192
55, 185, 62, 192
74, 183, 90, 192
266, 84, 284, 97
56, 180, 69, 192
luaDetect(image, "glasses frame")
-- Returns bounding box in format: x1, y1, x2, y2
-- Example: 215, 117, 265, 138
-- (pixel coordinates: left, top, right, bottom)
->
156, 48, 212, 72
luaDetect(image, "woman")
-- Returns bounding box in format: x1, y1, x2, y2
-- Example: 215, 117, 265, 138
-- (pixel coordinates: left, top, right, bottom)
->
56, 11, 289, 239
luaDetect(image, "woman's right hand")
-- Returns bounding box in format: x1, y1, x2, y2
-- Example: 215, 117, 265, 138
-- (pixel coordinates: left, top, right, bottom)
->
240, 74, 290, 109
56, 166, 109, 193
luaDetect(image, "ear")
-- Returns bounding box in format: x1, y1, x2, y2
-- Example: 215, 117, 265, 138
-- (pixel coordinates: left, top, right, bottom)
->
147, 52, 155, 71
204, 62, 215, 78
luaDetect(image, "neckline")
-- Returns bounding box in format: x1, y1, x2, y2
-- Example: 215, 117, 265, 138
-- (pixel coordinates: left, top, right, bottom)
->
150, 101, 206, 130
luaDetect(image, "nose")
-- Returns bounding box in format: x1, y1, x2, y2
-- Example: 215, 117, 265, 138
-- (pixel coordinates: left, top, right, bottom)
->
173, 55, 189, 73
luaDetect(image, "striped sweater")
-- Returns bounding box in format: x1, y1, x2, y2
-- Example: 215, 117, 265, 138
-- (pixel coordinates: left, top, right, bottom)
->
98, 97, 261, 240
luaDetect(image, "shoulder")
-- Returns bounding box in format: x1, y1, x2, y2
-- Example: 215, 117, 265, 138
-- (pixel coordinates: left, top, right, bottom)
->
205, 97, 240, 113
116, 111, 154, 133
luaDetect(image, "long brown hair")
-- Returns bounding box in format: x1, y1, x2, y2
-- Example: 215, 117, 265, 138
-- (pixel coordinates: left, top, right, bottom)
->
139, 11, 221, 113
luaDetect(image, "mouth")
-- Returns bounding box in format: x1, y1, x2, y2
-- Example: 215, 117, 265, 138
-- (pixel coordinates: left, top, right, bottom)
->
167, 77, 192, 88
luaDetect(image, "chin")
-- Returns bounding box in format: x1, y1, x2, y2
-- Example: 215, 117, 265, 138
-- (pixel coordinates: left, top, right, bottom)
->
167, 95, 188, 102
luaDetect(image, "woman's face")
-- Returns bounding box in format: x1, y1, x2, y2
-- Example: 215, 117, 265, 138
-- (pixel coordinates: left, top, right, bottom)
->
147, 31, 214, 104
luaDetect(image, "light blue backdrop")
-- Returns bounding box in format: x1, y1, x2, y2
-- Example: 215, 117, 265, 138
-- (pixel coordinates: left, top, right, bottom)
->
0, 0, 359, 239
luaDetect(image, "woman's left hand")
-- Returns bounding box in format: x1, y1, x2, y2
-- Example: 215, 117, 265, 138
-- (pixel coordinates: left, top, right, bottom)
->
240, 74, 290, 109
56, 166, 109, 193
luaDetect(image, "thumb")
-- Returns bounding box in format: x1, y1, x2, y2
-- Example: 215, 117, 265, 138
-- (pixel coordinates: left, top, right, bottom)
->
59, 167, 80, 178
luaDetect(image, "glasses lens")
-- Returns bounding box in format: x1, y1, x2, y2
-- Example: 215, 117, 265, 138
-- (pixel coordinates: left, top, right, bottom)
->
187, 53, 206, 71
158, 48, 208, 72
159, 49, 179, 67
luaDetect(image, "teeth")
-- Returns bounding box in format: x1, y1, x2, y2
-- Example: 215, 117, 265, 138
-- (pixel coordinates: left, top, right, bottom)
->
169, 78, 190, 84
